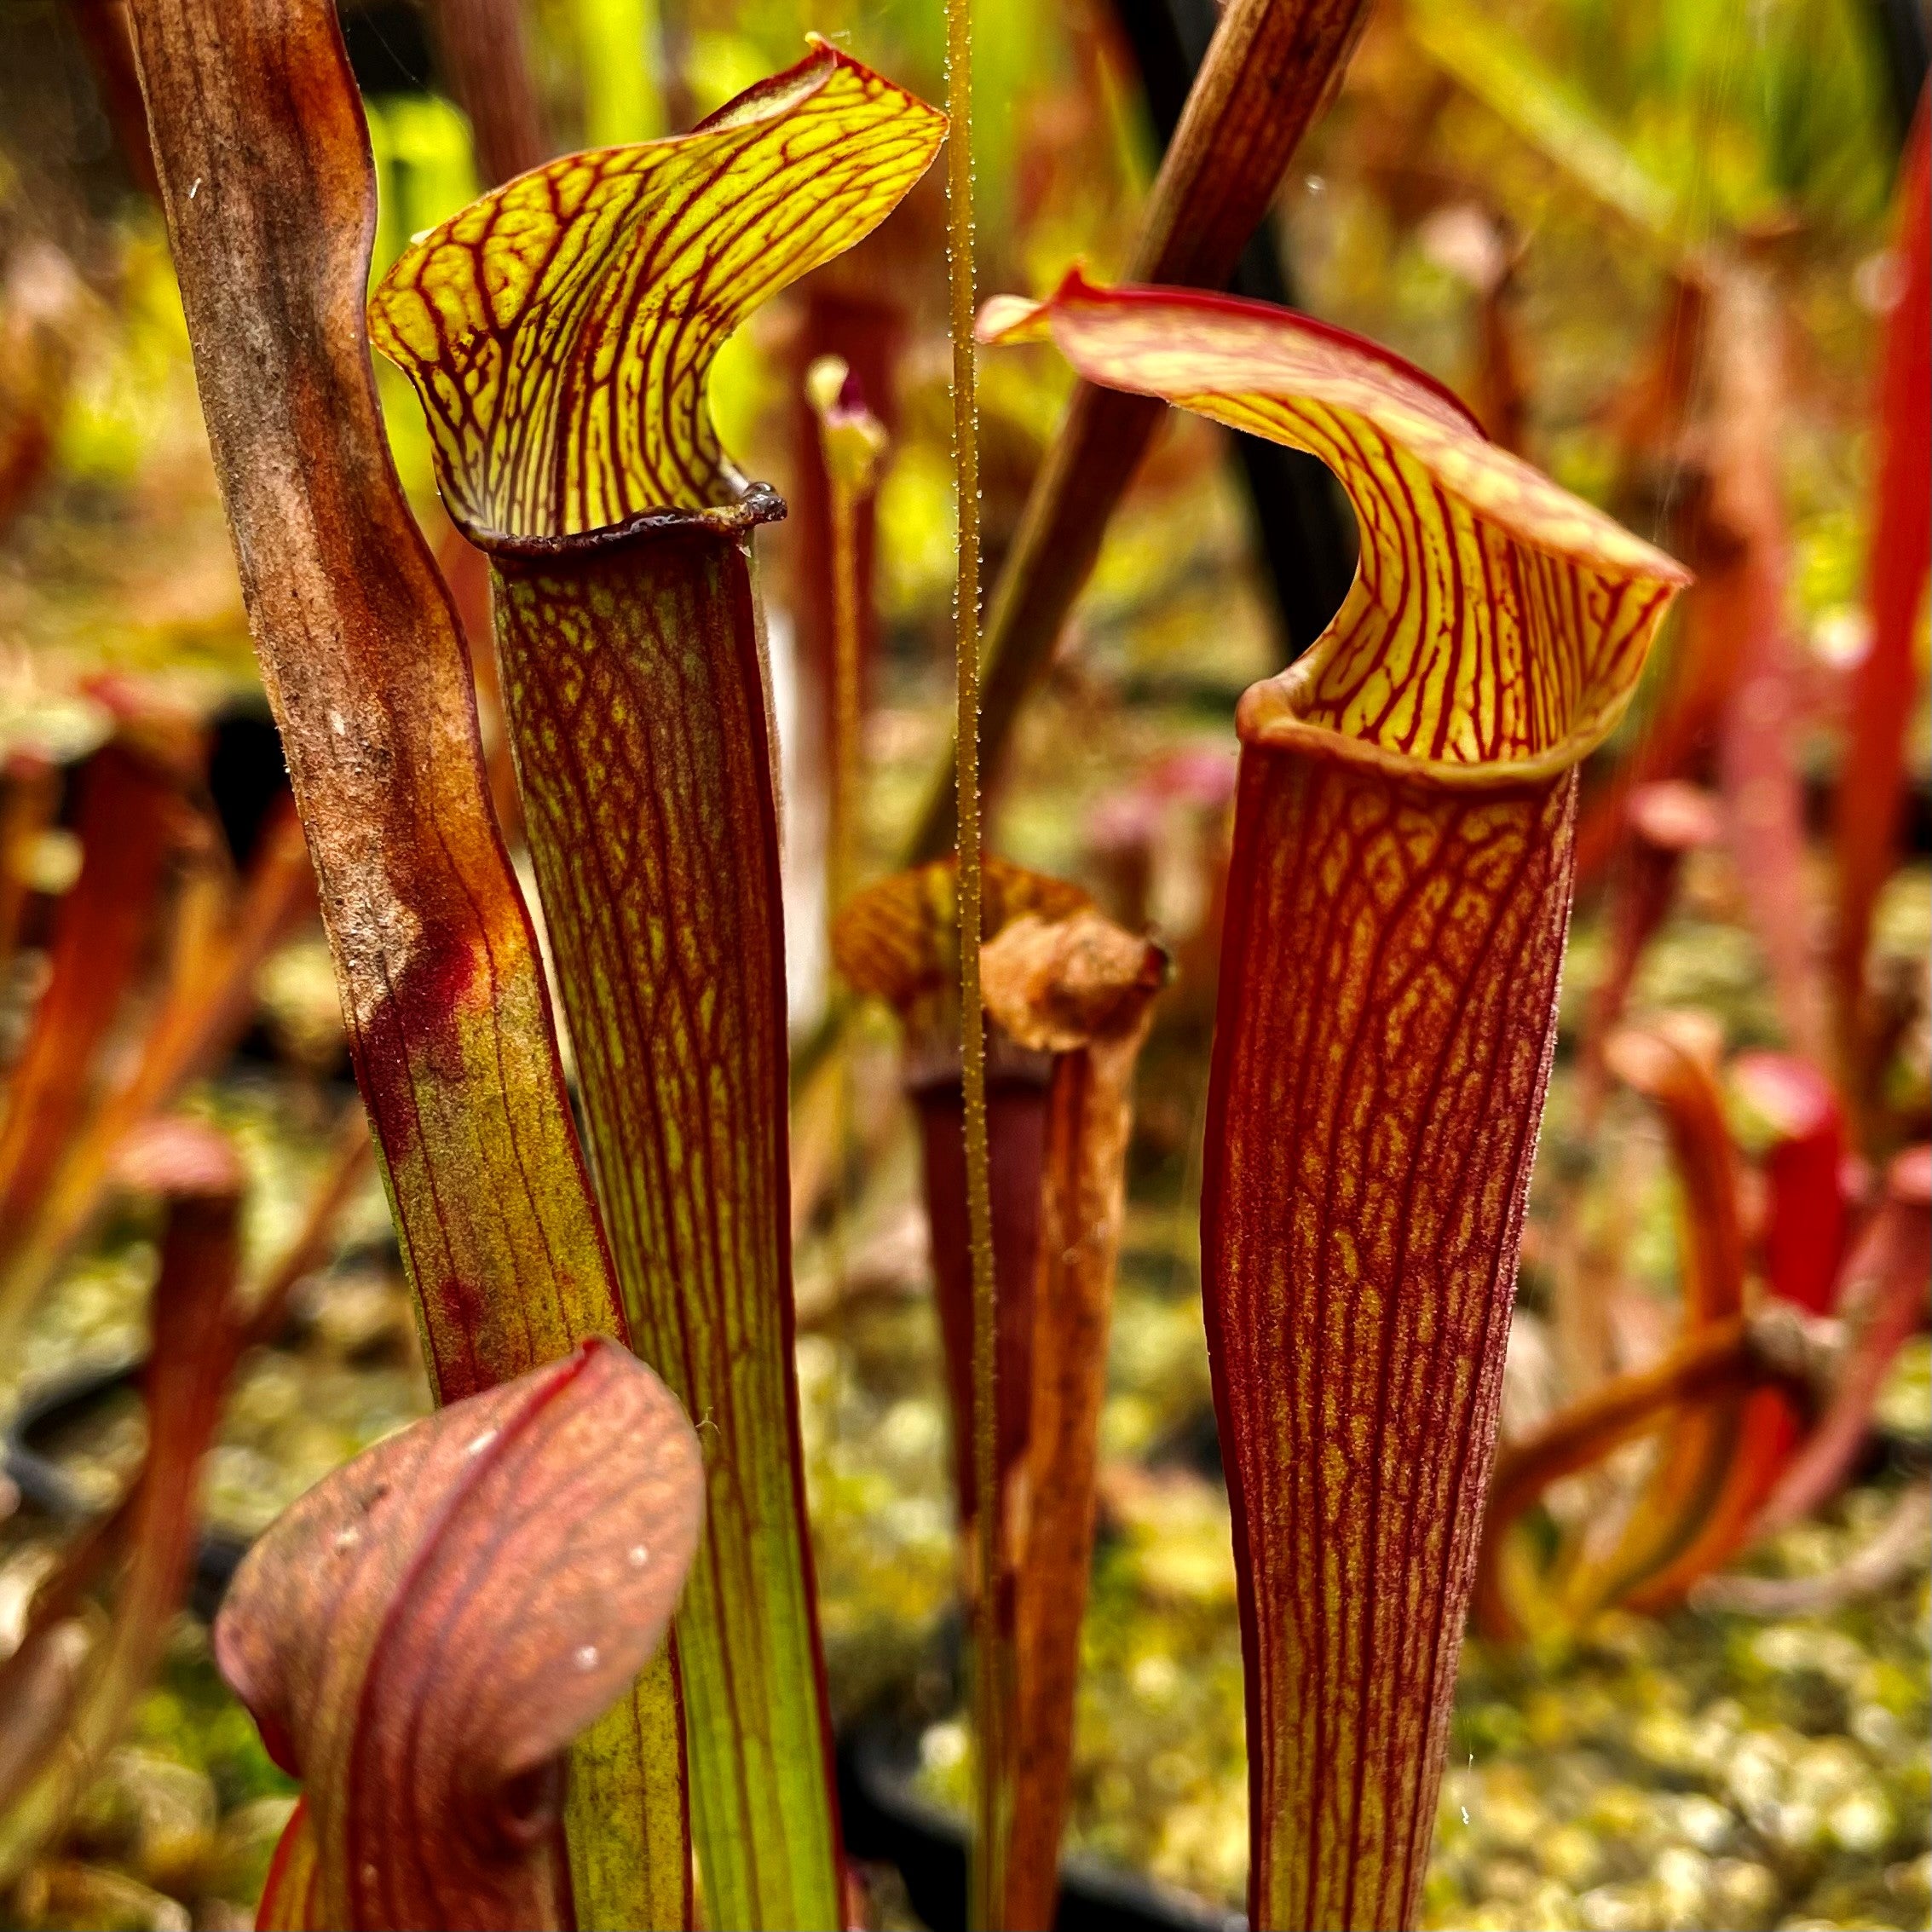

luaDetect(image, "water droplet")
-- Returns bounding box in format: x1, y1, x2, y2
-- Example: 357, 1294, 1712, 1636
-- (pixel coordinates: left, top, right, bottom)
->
333, 1526, 360, 1552
628, 1544, 650, 1569
575, 1645, 600, 1671
466, 1428, 498, 1456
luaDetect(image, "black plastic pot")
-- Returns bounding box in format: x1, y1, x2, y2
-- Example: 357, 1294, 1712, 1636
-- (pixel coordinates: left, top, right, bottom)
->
838, 1723, 1244, 1932
3, 1352, 246, 1618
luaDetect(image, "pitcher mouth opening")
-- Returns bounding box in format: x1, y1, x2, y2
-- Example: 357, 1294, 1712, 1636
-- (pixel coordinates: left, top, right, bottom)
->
463, 482, 787, 564
1234, 642, 1643, 798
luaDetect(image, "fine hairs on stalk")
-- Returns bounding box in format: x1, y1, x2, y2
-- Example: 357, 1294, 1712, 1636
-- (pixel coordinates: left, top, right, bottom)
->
943, 0, 1002, 1922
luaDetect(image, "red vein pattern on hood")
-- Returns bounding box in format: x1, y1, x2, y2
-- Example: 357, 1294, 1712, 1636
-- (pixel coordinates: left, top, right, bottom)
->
370, 41, 942, 538
371, 49, 943, 1928
983, 273, 1687, 1929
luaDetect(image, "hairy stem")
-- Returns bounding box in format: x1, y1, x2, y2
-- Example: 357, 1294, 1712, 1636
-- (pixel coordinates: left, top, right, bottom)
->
908, 0, 1370, 862
942, 0, 1005, 1918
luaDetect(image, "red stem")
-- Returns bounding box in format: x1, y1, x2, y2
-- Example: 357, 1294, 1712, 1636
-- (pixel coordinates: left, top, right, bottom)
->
1756, 1149, 1932, 1536
914, 1061, 1050, 1525
1833, 101, 1931, 1099
0, 742, 182, 1290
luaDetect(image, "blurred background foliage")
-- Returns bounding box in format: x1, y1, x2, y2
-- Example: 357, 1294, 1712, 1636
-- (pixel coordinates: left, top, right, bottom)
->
0, 0, 1926, 1926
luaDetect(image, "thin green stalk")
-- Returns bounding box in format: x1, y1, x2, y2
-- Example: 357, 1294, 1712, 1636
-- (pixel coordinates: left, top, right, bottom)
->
807, 355, 884, 1306
943, 2, 1002, 1922
827, 470, 863, 931
828, 445, 862, 1312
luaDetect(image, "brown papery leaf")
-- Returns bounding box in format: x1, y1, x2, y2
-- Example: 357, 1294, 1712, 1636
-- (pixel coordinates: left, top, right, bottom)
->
835, 854, 1090, 1060
981, 909, 1166, 1931
839, 872, 1159, 1926
834, 856, 1095, 1536
216, 1339, 704, 1932
979, 908, 1169, 1054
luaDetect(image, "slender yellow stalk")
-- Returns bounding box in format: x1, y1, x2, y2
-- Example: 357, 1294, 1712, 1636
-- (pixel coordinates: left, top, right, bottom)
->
943, 2, 1001, 1920
807, 353, 887, 1318
828, 444, 862, 1308
831, 493, 862, 914
805, 355, 886, 944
